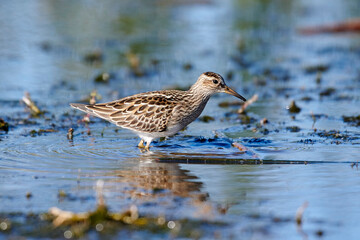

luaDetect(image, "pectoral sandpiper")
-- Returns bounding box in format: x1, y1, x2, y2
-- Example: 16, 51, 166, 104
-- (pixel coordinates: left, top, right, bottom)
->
70, 72, 246, 150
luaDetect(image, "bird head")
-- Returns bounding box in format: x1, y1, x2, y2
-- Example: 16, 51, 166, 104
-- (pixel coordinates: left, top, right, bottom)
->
191, 72, 246, 101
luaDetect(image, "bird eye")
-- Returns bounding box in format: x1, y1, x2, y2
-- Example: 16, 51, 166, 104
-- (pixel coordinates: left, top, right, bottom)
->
213, 80, 218, 84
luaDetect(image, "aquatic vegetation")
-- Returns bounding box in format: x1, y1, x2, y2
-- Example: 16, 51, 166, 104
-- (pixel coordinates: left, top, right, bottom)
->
304, 64, 330, 74
28, 129, 58, 137
242, 138, 272, 146
262, 67, 291, 81
0, 209, 227, 239
238, 113, 257, 124
342, 115, 360, 126
182, 62, 193, 71
0, 179, 229, 239
286, 126, 301, 132
312, 130, 359, 143
226, 71, 234, 80
218, 100, 242, 108
94, 72, 113, 84
1, 1, 360, 239
83, 50, 103, 65
320, 87, 336, 97
77, 90, 102, 105
22, 92, 43, 117
0, 119, 9, 133
125, 51, 146, 77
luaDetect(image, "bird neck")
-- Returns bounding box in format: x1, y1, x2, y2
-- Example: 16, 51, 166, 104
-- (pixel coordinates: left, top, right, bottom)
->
187, 88, 211, 106
188, 83, 213, 102
175, 89, 210, 126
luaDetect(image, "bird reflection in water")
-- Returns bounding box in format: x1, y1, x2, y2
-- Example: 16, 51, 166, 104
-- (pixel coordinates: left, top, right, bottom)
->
99, 154, 227, 218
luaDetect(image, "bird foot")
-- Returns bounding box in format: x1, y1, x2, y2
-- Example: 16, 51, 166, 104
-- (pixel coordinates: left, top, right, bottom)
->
138, 139, 145, 148
138, 140, 151, 151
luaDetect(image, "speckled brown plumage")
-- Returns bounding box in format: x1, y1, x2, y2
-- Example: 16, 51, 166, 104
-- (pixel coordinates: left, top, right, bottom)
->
70, 72, 246, 150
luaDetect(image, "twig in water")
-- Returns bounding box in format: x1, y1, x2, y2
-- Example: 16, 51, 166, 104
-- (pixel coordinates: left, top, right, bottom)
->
311, 111, 317, 129
96, 179, 105, 207
295, 201, 309, 225
238, 94, 258, 114
22, 92, 43, 116
232, 142, 247, 152
296, 201, 309, 240
67, 128, 74, 140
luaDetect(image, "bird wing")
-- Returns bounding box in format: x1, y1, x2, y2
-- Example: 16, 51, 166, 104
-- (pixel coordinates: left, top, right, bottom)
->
81, 91, 182, 133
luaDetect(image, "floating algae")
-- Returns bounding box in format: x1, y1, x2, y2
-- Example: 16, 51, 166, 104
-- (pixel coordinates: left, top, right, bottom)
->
343, 115, 360, 126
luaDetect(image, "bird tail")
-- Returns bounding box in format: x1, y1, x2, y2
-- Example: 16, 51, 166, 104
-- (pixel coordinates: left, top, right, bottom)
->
70, 103, 114, 122
70, 103, 90, 114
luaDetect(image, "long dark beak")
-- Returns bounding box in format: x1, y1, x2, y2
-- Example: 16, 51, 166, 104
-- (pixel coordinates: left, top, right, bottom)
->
224, 86, 247, 102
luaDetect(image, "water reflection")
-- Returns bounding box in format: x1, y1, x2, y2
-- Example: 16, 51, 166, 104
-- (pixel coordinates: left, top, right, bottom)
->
106, 157, 203, 198
94, 155, 223, 220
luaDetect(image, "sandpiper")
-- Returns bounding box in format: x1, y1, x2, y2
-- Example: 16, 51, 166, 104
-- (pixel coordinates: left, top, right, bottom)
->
70, 72, 246, 150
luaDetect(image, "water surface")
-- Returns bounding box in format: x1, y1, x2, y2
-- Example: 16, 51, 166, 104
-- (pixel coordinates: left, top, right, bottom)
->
1, 0, 360, 239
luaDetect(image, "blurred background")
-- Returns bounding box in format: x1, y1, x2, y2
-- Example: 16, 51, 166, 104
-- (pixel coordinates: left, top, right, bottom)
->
0, 0, 357, 101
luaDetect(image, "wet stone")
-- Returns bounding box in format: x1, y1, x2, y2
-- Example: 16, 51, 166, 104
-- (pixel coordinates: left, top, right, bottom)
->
83, 50, 103, 64
239, 114, 257, 124
226, 71, 234, 80
242, 138, 272, 146
39, 41, 52, 52
301, 96, 313, 101
298, 139, 316, 144
313, 130, 359, 142
0, 119, 9, 133
304, 64, 330, 74
94, 72, 114, 84
316, 230, 324, 237
182, 63, 193, 71
218, 101, 242, 108
260, 128, 270, 135
198, 115, 215, 123
262, 67, 291, 81
28, 129, 58, 137
320, 87, 336, 97
287, 100, 301, 113
26, 192, 32, 199
286, 126, 301, 132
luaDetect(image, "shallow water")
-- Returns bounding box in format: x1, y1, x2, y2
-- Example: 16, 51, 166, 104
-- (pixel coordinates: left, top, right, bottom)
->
1, 0, 360, 239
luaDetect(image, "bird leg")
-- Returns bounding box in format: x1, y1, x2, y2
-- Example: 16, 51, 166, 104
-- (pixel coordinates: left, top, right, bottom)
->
144, 141, 151, 151
138, 139, 145, 148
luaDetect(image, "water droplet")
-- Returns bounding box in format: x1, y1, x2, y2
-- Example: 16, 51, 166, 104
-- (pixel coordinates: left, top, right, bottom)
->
64, 230, 72, 239
0, 222, 8, 231
167, 220, 175, 229
96, 223, 104, 231
157, 216, 165, 225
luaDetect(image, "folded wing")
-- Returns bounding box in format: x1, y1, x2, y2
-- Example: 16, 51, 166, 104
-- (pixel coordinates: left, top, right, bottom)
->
71, 92, 181, 133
